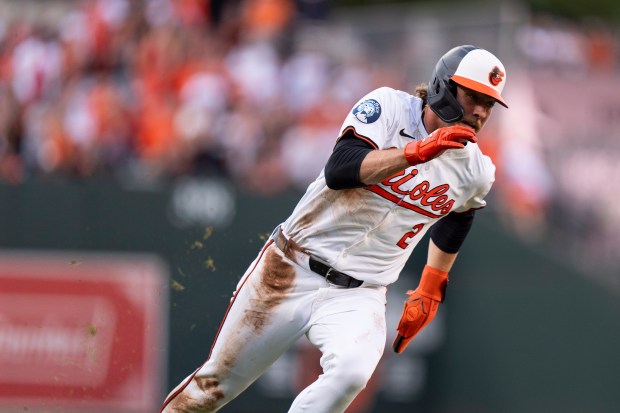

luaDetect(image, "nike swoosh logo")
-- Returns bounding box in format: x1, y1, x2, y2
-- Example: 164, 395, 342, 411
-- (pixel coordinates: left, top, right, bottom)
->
399, 129, 415, 139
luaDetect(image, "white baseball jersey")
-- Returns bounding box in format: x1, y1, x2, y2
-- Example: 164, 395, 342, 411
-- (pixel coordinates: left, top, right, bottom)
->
282, 86, 495, 285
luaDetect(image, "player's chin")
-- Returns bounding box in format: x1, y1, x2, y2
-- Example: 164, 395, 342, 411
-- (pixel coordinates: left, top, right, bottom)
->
458, 121, 480, 134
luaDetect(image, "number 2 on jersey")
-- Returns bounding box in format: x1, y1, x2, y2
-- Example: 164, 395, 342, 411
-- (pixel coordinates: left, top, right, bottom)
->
396, 224, 424, 249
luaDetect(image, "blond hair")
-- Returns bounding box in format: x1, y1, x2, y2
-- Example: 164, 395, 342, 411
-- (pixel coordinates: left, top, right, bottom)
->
414, 83, 428, 105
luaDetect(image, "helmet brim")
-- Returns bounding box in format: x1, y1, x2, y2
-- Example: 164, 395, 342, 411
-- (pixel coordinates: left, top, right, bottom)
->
451, 75, 508, 108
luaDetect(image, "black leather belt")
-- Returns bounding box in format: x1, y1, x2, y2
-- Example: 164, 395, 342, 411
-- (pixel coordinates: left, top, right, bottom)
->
272, 227, 363, 288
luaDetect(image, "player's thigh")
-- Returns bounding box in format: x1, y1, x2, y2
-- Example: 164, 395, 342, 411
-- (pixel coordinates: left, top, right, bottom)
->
207, 244, 320, 379
308, 286, 387, 376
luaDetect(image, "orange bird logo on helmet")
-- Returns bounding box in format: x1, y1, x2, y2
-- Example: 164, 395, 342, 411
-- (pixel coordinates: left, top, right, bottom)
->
488, 66, 505, 86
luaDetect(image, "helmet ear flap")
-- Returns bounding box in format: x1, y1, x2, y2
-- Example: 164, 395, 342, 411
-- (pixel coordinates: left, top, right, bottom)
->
428, 78, 463, 123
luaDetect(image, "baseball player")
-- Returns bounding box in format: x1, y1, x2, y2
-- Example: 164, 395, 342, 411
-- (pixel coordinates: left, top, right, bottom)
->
160, 45, 508, 413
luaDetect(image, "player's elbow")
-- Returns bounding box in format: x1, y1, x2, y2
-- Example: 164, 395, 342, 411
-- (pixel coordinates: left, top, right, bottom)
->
325, 162, 365, 190
325, 169, 358, 190
325, 167, 343, 189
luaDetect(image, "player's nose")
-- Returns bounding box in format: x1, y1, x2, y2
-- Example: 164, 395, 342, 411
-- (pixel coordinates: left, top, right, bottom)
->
471, 103, 490, 120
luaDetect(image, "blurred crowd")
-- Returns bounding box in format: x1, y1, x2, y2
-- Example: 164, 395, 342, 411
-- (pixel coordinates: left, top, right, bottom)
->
1, 0, 619, 274
0, 0, 385, 194
502, 15, 620, 277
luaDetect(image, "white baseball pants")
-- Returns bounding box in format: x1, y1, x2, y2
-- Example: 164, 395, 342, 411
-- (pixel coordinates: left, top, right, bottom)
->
160, 239, 387, 413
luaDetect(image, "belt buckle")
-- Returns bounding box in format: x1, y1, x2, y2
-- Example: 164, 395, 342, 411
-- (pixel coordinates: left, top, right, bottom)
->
324, 267, 341, 287
324, 267, 335, 285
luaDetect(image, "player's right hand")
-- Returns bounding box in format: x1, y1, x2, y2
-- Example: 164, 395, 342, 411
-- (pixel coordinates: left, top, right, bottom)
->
404, 125, 477, 166
392, 265, 448, 353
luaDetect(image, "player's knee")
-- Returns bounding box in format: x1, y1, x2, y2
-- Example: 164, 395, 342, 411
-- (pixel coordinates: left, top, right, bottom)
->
330, 355, 375, 394
338, 373, 369, 399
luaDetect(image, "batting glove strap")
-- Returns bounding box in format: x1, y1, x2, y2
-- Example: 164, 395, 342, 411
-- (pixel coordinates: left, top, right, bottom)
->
416, 265, 449, 302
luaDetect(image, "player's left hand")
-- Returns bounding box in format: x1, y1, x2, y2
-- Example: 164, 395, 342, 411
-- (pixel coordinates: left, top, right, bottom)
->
392, 265, 448, 353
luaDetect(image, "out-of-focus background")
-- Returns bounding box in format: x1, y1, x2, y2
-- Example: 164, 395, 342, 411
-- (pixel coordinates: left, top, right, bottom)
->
0, 0, 618, 412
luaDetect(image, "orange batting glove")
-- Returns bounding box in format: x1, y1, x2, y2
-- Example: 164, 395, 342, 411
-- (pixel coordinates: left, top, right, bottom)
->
392, 265, 449, 353
404, 125, 477, 165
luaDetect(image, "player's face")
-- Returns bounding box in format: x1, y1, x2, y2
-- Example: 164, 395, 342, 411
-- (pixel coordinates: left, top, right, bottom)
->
454, 86, 496, 133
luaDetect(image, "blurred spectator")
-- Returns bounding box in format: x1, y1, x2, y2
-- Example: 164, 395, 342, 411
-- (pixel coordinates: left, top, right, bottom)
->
10, 25, 63, 105
240, 0, 295, 42
583, 18, 617, 72
279, 100, 340, 191
494, 70, 554, 242
0, 86, 24, 183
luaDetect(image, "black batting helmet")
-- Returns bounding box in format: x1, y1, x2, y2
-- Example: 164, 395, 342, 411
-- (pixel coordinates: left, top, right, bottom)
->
427, 45, 508, 123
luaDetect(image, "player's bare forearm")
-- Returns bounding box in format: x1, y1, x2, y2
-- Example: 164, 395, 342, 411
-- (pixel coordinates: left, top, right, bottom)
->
359, 149, 411, 185
427, 239, 459, 272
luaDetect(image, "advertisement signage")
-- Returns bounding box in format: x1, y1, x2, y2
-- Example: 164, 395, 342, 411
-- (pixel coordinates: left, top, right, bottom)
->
0, 252, 168, 413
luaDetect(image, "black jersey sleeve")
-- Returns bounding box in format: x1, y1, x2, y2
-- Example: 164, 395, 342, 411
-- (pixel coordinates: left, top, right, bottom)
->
430, 210, 476, 253
324, 132, 374, 190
